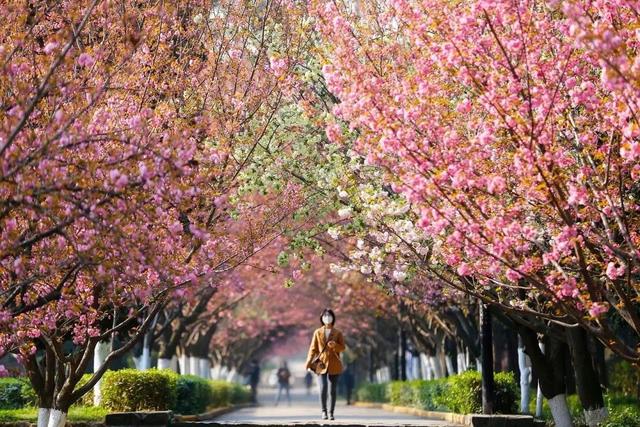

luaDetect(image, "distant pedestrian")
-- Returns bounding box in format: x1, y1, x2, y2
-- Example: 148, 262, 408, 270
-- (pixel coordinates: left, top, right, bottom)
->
304, 371, 313, 395
342, 366, 355, 405
247, 359, 261, 403
275, 360, 292, 406
305, 308, 346, 420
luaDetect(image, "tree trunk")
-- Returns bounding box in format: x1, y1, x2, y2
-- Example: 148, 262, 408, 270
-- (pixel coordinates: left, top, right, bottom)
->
445, 355, 455, 377
457, 345, 467, 373
535, 381, 544, 418
400, 329, 407, 381
566, 327, 607, 427
548, 394, 574, 427
157, 356, 178, 371
480, 303, 495, 415
158, 358, 171, 369
368, 348, 375, 383
518, 327, 573, 427
139, 344, 151, 370
429, 354, 443, 379
37, 408, 50, 427
178, 352, 189, 375
46, 410, 67, 427
420, 353, 432, 379
199, 358, 212, 379
226, 367, 238, 382
189, 356, 199, 376
93, 340, 110, 406
518, 335, 531, 414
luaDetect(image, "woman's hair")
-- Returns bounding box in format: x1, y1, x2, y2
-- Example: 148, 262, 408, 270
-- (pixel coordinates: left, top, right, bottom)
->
320, 308, 336, 326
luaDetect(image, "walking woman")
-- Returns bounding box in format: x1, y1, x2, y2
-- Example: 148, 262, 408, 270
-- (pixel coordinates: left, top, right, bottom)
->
305, 309, 346, 420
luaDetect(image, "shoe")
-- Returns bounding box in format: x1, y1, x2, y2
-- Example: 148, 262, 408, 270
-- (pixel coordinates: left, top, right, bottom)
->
322, 411, 328, 420
329, 414, 335, 420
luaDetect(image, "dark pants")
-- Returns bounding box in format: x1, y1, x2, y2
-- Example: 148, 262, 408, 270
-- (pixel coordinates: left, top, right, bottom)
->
318, 373, 340, 414
346, 386, 353, 405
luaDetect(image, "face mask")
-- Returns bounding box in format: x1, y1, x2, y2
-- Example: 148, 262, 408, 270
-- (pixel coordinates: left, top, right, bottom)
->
322, 315, 333, 325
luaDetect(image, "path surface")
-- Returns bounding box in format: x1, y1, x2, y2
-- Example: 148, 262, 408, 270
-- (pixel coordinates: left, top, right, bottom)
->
211, 387, 461, 426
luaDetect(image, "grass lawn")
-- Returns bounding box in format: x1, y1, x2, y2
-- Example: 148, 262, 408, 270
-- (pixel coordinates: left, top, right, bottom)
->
0, 407, 108, 423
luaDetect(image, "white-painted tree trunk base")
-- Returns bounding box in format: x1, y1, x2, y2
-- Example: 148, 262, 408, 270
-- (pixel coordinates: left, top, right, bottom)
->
420, 354, 433, 380
219, 366, 230, 381
445, 355, 454, 377
140, 346, 151, 371
132, 356, 141, 370
548, 394, 574, 427
178, 354, 189, 375
211, 364, 223, 380
535, 385, 543, 417
37, 408, 50, 427
409, 354, 420, 380
93, 340, 110, 406
457, 353, 466, 373
519, 376, 531, 414
46, 410, 67, 427
226, 368, 238, 383
517, 346, 531, 413
189, 357, 199, 377
584, 406, 608, 427
429, 356, 443, 379
199, 358, 212, 379
535, 341, 545, 418
158, 358, 171, 370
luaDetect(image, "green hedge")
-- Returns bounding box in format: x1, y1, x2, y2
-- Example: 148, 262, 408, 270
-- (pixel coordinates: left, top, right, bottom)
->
388, 381, 415, 407
356, 382, 387, 403
229, 382, 251, 405
356, 371, 517, 415
101, 369, 178, 411
437, 370, 517, 414
609, 360, 640, 398
0, 378, 36, 409
175, 376, 213, 415
100, 370, 250, 414
412, 379, 448, 411
3, 370, 250, 415
600, 406, 640, 427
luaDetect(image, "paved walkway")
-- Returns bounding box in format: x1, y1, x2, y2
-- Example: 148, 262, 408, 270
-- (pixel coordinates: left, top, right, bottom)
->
211, 387, 460, 426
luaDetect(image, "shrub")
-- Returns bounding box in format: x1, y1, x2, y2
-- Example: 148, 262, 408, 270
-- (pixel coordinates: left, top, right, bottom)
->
388, 381, 415, 407
101, 369, 177, 411
72, 374, 94, 407
174, 376, 213, 415
0, 379, 27, 409
0, 378, 36, 409
494, 372, 518, 414
436, 371, 518, 414
228, 383, 251, 404
209, 380, 232, 407
412, 379, 448, 411
356, 382, 387, 403
609, 360, 640, 398
600, 406, 640, 427
436, 371, 482, 414
20, 382, 37, 407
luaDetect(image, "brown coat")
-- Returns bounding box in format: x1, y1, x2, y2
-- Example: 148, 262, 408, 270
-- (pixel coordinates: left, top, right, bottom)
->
305, 326, 346, 375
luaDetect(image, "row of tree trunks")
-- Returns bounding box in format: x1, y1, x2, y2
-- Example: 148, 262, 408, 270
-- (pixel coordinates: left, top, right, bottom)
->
398, 299, 610, 427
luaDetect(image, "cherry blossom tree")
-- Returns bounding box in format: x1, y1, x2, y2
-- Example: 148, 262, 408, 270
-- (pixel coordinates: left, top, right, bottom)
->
1, 1, 312, 425
315, 0, 640, 363
312, 1, 640, 424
